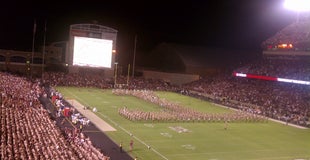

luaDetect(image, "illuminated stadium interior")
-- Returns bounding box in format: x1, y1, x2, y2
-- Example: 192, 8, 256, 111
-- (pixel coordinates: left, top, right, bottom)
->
1, 1, 310, 160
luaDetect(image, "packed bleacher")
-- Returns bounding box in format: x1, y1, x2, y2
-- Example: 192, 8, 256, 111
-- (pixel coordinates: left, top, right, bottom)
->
234, 56, 310, 81
43, 71, 179, 91
0, 72, 110, 160
43, 71, 113, 89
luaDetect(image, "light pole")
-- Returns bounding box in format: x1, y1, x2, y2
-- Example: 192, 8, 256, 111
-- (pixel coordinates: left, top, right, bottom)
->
42, 20, 47, 79
31, 19, 36, 79
132, 34, 137, 78
127, 64, 130, 85
114, 62, 118, 87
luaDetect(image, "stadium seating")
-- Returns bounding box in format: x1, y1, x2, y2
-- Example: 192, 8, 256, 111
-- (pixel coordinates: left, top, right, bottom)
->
0, 72, 110, 159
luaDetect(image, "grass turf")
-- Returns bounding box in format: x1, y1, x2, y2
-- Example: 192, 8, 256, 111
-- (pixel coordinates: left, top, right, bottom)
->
56, 86, 310, 160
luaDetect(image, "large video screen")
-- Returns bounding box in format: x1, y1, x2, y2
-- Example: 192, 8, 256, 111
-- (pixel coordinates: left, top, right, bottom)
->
73, 36, 113, 68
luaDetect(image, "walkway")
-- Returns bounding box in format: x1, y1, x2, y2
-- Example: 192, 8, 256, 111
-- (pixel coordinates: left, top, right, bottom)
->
66, 99, 116, 132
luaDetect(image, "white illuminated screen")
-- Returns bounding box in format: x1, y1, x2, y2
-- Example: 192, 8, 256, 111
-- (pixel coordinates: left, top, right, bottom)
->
73, 36, 113, 68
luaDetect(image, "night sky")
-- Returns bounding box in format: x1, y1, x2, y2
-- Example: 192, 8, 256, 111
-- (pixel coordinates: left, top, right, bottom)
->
0, 0, 297, 56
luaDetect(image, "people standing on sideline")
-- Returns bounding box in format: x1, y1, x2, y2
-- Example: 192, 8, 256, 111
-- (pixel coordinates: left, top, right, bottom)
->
119, 142, 123, 153
93, 107, 97, 112
224, 120, 228, 130
79, 123, 83, 132
130, 139, 134, 152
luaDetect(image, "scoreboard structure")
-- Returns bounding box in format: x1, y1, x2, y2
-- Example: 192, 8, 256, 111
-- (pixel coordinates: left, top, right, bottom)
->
67, 24, 117, 73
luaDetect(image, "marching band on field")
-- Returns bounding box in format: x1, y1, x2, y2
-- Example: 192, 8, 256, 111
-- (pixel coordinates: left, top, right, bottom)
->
113, 89, 267, 123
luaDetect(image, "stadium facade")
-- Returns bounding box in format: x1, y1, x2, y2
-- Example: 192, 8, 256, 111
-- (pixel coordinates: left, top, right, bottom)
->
0, 23, 118, 78
67, 24, 117, 75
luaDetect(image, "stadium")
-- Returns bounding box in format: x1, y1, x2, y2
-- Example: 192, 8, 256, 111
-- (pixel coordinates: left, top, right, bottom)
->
1, 2, 310, 160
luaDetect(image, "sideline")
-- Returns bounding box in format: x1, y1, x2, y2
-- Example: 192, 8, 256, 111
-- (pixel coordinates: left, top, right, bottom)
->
66, 99, 116, 132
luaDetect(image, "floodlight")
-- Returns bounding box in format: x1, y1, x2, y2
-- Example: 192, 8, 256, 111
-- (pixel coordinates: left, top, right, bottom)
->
284, 0, 310, 12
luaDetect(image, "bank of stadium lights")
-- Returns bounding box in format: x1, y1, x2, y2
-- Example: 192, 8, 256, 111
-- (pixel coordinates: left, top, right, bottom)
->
284, 0, 310, 12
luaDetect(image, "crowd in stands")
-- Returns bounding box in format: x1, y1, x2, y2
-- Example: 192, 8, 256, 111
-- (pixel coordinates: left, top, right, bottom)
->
44, 71, 179, 91
0, 72, 110, 159
43, 72, 113, 89
116, 76, 178, 91
235, 56, 310, 81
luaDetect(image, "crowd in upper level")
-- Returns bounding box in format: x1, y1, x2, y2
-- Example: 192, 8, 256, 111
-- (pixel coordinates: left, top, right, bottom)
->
235, 56, 310, 81
261, 19, 310, 50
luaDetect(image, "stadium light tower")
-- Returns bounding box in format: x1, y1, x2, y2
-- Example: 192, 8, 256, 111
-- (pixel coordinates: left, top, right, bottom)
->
114, 62, 118, 86
284, 0, 310, 22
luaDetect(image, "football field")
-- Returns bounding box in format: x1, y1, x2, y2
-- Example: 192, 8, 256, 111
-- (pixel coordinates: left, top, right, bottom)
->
56, 86, 310, 160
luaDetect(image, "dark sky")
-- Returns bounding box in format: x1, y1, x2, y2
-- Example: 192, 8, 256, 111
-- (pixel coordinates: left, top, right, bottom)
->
0, 0, 297, 54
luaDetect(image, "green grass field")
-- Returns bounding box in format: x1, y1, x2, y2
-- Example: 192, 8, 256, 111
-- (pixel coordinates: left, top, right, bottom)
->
56, 86, 310, 160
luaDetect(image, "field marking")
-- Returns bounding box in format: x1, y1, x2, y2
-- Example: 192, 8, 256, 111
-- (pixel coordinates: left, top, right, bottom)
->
181, 144, 196, 150
144, 123, 155, 128
169, 126, 191, 133
160, 132, 173, 138
111, 105, 117, 109
63, 88, 169, 160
